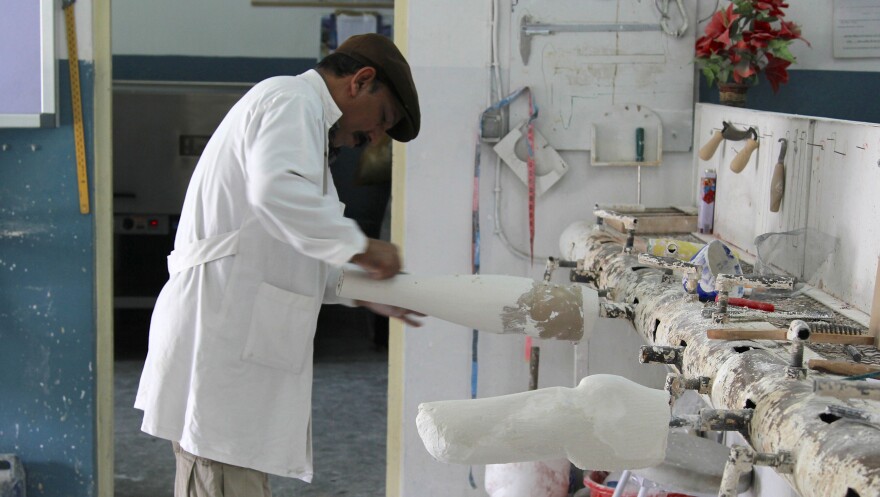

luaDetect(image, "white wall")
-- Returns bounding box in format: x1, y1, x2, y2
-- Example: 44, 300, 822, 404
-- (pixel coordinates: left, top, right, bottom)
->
400, 1, 880, 495
111, 0, 391, 58
401, 1, 694, 495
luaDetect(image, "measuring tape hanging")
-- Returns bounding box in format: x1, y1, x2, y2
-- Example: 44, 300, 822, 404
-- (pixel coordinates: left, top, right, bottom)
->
467, 86, 537, 488
472, 86, 538, 271
525, 92, 537, 263
467, 84, 539, 458
63, 0, 90, 214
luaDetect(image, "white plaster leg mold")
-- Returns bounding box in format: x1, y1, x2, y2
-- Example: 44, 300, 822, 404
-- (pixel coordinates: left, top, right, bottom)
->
337, 269, 599, 341
415, 374, 671, 471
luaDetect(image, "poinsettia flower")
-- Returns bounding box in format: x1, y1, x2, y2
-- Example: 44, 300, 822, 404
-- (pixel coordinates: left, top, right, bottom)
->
779, 20, 810, 46
755, 0, 788, 18
732, 60, 757, 83
703, 4, 739, 47
764, 53, 791, 92
696, 37, 728, 57
694, 0, 807, 92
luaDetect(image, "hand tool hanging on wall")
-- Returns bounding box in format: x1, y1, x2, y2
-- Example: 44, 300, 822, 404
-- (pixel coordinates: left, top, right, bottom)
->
769, 138, 788, 212
476, 87, 539, 262
698, 128, 724, 161
63, 0, 90, 214
698, 122, 757, 164
729, 132, 760, 173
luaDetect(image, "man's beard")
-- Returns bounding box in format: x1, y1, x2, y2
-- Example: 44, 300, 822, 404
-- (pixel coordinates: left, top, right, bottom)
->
328, 124, 341, 164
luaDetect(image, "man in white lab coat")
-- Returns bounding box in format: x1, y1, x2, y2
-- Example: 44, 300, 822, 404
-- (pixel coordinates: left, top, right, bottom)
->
134, 34, 421, 496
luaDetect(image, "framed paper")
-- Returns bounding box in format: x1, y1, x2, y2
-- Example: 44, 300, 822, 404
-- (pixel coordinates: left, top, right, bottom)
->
833, 0, 880, 58
0, 0, 56, 128
253, 0, 393, 8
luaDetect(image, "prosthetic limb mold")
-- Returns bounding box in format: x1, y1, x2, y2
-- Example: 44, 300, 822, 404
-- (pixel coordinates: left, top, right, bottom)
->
337, 269, 599, 341
416, 374, 671, 470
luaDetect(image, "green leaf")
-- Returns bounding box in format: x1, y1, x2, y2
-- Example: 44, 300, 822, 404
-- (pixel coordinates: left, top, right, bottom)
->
769, 40, 796, 62
702, 67, 717, 87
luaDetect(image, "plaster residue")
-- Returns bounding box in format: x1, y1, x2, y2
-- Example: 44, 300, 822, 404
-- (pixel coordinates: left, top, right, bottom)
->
0, 221, 50, 239
571, 224, 880, 497
501, 282, 584, 341
416, 375, 669, 471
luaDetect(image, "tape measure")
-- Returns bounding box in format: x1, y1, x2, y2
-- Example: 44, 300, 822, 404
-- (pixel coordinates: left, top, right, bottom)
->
525, 93, 536, 262
63, 1, 90, 214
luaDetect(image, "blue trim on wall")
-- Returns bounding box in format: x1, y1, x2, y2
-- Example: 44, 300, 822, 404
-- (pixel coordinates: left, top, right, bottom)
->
113, 55, 316, 83
0, 61, 97, 497
699, 69, 880, 124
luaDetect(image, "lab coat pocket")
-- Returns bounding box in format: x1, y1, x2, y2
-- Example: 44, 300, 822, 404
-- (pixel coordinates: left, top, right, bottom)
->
242, 282, 317, 373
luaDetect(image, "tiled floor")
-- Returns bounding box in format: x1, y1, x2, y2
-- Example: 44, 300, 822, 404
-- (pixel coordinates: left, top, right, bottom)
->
114, 306, 388, 497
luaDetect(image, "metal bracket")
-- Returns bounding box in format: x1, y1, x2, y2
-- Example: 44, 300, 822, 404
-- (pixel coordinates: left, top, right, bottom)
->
519, 15, 661, 64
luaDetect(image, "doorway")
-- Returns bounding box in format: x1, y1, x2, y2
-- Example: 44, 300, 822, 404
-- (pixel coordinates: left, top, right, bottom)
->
109, 73, 393, 497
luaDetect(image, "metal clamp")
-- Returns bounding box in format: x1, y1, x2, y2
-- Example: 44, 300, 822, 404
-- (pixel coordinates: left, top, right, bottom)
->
713, 273, 795, 323
543, 256, 578, 282
718, 446, 793, 497
814, 378, 880, 401
639, 345, 685, 371
592, 206, 638, 253
665, 373, 711, 399
669, 408, 753, 432
786, 320, 810, 380
519, 15, 661, 64
824, 404, 880, 427
600, 301, 635, 320
637, 253, 701, 293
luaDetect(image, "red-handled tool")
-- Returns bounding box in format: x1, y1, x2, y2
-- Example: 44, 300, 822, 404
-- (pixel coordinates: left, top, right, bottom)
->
715, 296, 775, 312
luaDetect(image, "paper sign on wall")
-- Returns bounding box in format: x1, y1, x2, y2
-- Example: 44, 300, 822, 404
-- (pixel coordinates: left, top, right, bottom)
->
833, 0, 880, 58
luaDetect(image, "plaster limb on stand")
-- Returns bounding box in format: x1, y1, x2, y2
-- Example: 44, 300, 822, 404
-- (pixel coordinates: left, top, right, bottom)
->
415, 374, 671, 471
633, 432, 752, 496
337, 269, 599, 341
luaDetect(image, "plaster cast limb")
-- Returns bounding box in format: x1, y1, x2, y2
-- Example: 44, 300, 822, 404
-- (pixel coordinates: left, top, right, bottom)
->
416, 374, 671, 471
337, 269, 599, 341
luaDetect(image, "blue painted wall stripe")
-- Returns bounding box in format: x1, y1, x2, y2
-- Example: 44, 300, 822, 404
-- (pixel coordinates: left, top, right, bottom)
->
0, 61, 97, 497
113, 55, 315, 83
699, 69, 880, 125
115, 56, 880, 125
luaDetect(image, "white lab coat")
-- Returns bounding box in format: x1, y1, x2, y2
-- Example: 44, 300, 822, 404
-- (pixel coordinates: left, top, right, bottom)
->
134, 70, 368, 481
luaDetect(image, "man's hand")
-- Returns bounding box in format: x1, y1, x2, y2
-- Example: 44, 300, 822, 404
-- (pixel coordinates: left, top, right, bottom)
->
350, 239, 401, 280
356, 300, 425, 327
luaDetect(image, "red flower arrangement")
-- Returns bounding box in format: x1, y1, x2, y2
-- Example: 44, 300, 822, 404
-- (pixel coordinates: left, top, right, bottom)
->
695, 0, 809, 93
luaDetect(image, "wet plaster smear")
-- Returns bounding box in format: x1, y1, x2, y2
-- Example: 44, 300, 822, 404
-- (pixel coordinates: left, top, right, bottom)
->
337, 270, 599, 341
416, 374, 671, 471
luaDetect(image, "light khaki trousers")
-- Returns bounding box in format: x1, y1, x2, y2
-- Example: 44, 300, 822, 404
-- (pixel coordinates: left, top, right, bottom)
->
173, 442, 272, 497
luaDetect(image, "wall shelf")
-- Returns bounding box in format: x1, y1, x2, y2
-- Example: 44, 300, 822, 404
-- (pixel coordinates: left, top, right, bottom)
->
590, 104, 663, 167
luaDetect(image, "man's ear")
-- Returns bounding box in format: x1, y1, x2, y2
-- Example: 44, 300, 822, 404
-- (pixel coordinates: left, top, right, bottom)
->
351, 67, 378, 95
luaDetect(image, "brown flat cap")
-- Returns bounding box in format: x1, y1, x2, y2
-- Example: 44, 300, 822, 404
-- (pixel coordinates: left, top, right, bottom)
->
335, 34, 420, 142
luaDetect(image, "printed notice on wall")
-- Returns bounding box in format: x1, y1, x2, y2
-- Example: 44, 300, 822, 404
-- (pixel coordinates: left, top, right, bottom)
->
834, 0, 880, 58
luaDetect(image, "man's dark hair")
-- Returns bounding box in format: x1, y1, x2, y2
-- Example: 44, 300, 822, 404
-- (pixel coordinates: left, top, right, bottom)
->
317, 52, 381, 92
317, 52, 366, 77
